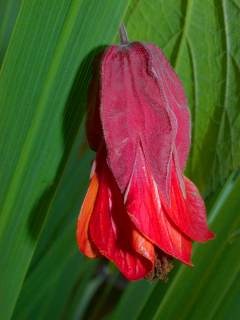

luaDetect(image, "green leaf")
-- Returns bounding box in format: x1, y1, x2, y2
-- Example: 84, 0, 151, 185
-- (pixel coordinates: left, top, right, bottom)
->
124, 0, 240, 196
1, 1, 240, 319
13, 123, 96, 319
110, 264, 182, 320
0, 1, 130, 318
13, 217, 99, 320
108, 281, 154, 320
213, 272, 240, 320
0, 0, 22, 65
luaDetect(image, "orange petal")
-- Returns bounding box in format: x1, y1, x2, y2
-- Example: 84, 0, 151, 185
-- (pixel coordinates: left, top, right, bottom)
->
76, 169, 99, 258
132, 228, 155, 264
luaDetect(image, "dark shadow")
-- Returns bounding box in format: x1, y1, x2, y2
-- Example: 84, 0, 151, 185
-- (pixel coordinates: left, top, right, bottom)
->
27, 45, 106, 250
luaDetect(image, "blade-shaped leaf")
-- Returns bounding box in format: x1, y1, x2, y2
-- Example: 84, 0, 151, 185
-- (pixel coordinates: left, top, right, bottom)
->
13, 218, 99, 320
13, 123, 95, 319
0, 0, 22, 66
213, 272, 240, 320
0, 0, 130, 318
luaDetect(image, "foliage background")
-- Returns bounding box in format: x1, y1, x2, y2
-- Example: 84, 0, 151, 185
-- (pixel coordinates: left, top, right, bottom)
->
0, 0, 240, 319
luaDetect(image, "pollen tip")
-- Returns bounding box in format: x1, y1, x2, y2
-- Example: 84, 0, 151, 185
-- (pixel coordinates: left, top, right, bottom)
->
145, 252, 174, 282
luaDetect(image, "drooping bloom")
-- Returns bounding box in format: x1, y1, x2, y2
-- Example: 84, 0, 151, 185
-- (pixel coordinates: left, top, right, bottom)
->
76, 26, 214, 281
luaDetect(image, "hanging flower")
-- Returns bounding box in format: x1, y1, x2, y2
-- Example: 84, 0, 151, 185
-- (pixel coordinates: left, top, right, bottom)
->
76, 25, 214, 281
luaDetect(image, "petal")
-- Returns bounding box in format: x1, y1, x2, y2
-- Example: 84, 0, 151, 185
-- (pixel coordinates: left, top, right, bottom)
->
165, 166, 215, 242
101, 43, 177, 202
76, 164, 99, 258
89, 151, 154, 280
125, 145, 192, 265
132, 229, 155, 264
146, 44, 191, 170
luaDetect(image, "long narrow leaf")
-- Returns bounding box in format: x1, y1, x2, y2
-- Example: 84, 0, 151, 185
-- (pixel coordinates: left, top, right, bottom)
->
0, 1, 130, 318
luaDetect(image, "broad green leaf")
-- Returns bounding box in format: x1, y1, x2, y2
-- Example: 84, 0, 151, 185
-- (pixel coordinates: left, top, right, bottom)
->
0, 0, 130, 318
125, 0, 240, 196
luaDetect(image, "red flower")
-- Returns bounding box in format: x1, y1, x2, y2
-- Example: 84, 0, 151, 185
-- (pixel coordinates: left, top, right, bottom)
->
76, 26, 214, 281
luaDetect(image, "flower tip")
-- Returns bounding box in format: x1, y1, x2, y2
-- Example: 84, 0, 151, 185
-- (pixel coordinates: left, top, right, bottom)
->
208, 230, 216, 240
183, 257, 193, 267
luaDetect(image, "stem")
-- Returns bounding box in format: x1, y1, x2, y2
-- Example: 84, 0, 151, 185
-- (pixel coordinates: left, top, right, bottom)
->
119, 23, 129, 45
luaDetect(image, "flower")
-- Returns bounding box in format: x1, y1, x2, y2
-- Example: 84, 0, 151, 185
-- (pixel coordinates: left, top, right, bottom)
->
76, 25, 214, 281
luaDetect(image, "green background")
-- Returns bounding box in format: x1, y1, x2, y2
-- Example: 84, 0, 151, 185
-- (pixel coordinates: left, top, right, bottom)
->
0, 1, 240, 319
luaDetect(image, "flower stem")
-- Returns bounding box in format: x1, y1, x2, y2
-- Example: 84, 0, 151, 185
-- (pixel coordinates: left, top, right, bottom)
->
119, 23, 129, 45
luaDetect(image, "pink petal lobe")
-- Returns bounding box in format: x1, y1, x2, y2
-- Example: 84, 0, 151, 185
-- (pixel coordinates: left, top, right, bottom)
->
146, 44, 191, 170
89, 149, 154, 280
125, 145, 192, 265
101, 43, 177, 202
165, 163, 215, 242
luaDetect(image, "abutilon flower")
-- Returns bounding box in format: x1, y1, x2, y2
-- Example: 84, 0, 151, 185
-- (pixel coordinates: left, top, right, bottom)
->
76, 25, 214, 281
